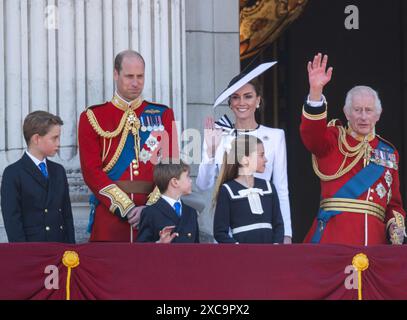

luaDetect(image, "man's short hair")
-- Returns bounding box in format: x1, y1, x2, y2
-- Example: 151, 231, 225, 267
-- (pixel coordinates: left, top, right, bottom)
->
23, 111, 63, 145
344, 85, 382, 115
153, 159, 190, 193
114, 50, 145, 73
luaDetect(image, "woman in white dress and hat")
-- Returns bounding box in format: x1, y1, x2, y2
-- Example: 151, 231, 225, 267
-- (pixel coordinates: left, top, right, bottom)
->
196, 62, 293, 243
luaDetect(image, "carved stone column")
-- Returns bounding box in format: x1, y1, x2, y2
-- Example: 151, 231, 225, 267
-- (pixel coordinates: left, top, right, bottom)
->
0, 0, 186, 242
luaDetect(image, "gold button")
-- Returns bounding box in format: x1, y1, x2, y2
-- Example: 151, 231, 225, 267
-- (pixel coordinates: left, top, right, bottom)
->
187, 233, 192, 238
134, 170, 139, 176
44, 209, 48, 213
45, 226, 50, 231
132, 165, 138, 169
132, 159, 137, 164
369, 197, 373, 201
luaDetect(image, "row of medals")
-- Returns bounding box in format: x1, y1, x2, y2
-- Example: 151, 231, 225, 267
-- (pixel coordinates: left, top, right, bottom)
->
369, 148, 398, 170
140, 116, 165, 132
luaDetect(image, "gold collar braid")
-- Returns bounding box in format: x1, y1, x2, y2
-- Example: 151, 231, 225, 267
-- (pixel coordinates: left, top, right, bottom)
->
86, 108, 141, 173
312, 126, 373, 181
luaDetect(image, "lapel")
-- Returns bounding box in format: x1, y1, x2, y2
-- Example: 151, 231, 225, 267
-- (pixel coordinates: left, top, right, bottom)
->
21, 153, 48, 190
156, 198, 180, 224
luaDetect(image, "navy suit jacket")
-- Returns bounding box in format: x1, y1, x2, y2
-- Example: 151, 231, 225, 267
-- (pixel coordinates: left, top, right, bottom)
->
1, 153, 75, 243
137, 197, 199, 243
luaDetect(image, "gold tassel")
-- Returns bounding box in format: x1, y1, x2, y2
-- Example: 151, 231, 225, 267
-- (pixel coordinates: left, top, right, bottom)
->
352, 253, 369, 300
62, 251, 80, 300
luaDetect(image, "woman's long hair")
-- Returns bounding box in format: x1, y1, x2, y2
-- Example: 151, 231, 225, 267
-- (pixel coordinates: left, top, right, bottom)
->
212, 134, 263, 207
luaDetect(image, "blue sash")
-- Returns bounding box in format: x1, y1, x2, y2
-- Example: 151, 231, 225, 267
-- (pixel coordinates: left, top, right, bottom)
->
311, 141, 391, 243
87, 103, 167, 232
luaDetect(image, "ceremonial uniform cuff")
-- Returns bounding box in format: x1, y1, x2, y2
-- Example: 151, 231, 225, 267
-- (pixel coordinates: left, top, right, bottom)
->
99, 184, 135, 218
303, 96, 327, 121
386, 210, 406, 232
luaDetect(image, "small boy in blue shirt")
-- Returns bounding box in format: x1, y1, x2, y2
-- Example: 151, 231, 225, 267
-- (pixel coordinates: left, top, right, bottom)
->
137, 159, 199, 243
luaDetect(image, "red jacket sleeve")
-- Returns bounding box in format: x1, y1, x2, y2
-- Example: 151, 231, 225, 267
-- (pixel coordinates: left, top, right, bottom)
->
78, 110, 135, 218
299, 102, 337, 158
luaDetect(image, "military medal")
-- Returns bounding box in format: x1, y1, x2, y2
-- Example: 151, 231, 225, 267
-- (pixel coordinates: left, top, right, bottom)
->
152, 116, 159, 131
385, 170, 393, 187
385, 169, 393, 204
387, 188, 392, 205
375, 183, 387, 199
146, 135, 159, 151
158, 116, 165, 131
371, 148, 398, 169
139, 148, 151, 164
140, 117, 147, 132
146, 116, 153, 131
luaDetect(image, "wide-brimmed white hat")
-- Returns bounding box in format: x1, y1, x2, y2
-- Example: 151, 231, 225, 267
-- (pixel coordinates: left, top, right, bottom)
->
213, 61, 277, 108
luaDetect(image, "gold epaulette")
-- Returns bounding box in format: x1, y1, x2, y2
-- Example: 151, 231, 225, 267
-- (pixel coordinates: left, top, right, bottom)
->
85, 102, 108, 110
327, 119, 342, 127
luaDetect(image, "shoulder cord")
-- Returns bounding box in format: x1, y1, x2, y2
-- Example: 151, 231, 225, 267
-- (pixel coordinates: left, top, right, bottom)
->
86, 108, 141, 173
312, 126, 372, 181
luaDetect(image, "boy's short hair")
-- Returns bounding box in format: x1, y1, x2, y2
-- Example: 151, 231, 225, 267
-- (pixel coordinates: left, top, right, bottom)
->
153, 159, 190, 193
23, 111, 63, 145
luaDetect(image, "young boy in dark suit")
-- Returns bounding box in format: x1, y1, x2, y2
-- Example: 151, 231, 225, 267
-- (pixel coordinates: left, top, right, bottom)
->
137, 159, 199, 243
1, 111, 75, 243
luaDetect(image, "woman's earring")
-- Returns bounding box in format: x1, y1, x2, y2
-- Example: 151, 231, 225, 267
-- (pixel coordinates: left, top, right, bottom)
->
256, 104, 260, 109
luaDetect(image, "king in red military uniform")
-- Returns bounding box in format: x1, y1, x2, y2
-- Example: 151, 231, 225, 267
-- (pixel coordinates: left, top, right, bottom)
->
78, 50, 178, 242
300, 53, 406, 245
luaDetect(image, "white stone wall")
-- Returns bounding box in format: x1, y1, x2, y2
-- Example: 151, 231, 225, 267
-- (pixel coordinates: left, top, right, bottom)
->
0, 0, 187, 242
0, 0, 239, 243
185, 0, 239, 239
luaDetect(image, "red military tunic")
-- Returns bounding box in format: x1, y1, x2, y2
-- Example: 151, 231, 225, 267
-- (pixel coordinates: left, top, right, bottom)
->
78, 93, 179, 242
300, 101, 405, 245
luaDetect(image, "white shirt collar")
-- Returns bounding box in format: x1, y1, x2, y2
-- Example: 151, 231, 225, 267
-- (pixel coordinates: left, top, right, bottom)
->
161, 194, 181, 208
26, 150, 47, 167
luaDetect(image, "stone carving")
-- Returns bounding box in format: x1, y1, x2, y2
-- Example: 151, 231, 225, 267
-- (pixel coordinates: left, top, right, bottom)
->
240, 0, 309, 59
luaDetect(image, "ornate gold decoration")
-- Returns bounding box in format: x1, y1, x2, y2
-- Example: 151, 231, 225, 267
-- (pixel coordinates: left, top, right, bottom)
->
312, 126, 373, 181
386, 210, 406, 244
62, 251, 80, 301
302, 105, 327, 121
352, 253, 369, 301
86, 106, 141, 173
240, 0, 309, 60
99, 184, 135, 217
144, 109, 161, 114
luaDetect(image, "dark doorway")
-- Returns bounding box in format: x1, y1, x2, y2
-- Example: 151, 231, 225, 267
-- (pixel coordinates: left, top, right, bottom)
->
242, 0, 407, 242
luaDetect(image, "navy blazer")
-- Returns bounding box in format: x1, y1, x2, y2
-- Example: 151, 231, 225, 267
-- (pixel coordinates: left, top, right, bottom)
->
1, 153, 75, 243
137, 197, 199, 243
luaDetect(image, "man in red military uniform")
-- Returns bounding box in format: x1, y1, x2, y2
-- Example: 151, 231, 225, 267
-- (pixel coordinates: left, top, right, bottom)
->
78, 50, 179, 242
300, 53, 406, 245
